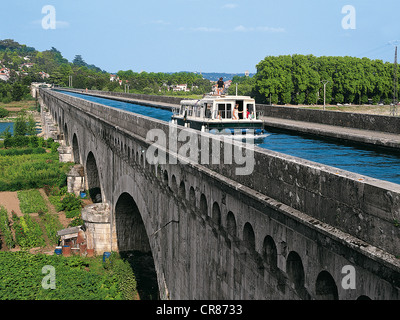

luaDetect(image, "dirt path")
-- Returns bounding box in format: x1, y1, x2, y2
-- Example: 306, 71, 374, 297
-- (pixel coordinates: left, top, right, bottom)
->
0, 191, 22, 217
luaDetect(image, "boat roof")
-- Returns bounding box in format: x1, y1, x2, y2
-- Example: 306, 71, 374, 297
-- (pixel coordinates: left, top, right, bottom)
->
181, 95, 255, 105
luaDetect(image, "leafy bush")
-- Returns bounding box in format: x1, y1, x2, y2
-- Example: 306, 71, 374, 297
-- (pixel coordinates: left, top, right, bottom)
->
0, 206, 15, 249
61, 193, 82, 213
17, 189, 48, 214
0, 107, 9, 118
40, 213, 63, 245
0, 251, 136, 300
12, 214, 45, 249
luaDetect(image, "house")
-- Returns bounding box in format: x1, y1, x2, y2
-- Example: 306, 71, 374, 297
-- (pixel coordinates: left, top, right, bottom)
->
21, 63, 34, 69
39, 71, 50, 79
173, 84, 190, 92
0, 73, 9, 81
110, 74, 117, 81
0, 67, 10, 81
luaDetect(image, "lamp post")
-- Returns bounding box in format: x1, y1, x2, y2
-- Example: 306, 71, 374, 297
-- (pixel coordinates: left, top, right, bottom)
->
321, 80, 330, 110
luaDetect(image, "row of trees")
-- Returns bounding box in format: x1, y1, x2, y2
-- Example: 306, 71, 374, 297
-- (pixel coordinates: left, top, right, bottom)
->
231, 54, 399, 105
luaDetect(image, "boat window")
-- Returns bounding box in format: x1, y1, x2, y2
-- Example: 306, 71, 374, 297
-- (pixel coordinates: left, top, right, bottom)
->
226, 103, 232, 119
247, 103, 254, 119
217, 103, 226, 119
188, 106, 193, 116
216, 103, 233, 119
205, 104, 212, 118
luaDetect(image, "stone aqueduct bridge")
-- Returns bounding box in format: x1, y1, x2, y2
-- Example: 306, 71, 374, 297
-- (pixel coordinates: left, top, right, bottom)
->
38, 88, 400, 300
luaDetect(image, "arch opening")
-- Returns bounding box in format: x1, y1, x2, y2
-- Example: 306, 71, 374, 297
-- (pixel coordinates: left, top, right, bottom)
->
315, 270, 338, 300
226, 211, 237, 237
72, 134, 80, 164
200, 193, 208, 216
286, 251, 305, 290
115, 192, 159, 300
212, 202, 221, 226
86, 152, 102, 203
263, 235, 278, 270
63, 124, 69, 146
243, 222, 255, 251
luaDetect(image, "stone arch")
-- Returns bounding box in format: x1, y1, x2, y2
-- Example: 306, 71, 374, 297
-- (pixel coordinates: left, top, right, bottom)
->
189, 187, 195, 205
86, 151, 102, 203
72, 134, 80, 164
63, 123, 69, 146
212, 202, 221, 226
243, 222, 255, 251
226, 211, 237, 237
179, 180, 186, 200
171, 175, 177, 193
163, 169, 169, 185
200, 193, 208, 216
262, 235, 278, 270
315, 270, 338, 300
115, 192, 151, 252
114, 192, 159, 300
286, 251, 305, 291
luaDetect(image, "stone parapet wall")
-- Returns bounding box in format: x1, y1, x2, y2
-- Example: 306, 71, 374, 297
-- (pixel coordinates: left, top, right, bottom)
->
256, 104, 400, 134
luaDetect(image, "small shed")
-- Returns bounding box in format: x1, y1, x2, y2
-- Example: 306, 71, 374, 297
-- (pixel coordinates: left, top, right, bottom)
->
57, 226, 86, 248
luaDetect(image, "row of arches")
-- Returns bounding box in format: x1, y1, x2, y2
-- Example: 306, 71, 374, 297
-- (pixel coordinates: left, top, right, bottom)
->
160, 167, 372, 300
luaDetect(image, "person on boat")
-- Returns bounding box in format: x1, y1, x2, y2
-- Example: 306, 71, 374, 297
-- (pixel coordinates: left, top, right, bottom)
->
217, 77, 224, 95
233, 104, 239, 120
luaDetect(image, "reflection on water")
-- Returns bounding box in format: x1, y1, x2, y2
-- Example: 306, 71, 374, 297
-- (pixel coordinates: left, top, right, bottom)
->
59, 91, 400, 185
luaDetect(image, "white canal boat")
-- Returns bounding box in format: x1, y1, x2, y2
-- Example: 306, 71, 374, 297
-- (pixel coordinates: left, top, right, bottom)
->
171, 95, 267, 139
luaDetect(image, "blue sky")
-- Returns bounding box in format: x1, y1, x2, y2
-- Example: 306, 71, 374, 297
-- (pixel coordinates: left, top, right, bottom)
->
1, 0, 399, 73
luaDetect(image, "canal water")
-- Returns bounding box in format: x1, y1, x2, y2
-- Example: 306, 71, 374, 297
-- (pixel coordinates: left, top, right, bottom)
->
0, 122, 14, 136
59, 91, 400, 185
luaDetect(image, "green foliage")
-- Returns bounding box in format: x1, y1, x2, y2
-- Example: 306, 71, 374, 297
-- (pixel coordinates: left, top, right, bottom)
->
13, 112, 27, 136
12, 213, 45, 249
17, 189, 48, 214
0, 147, 46, 156
0, 106, 9, 118
105, 252, 138, 300
0, 206, 15, 249
0, 251, 137, 300
254, 54, 400, 105
0, 152, 72, 191
40, 213, 63, 245
60, 193, 82, 218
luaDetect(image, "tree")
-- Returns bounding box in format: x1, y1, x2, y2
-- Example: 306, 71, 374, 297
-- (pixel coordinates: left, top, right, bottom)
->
27, 114, 37, 136
72, 55, 87, 67
11, 83, 24, 101
14, 112, 27, 136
